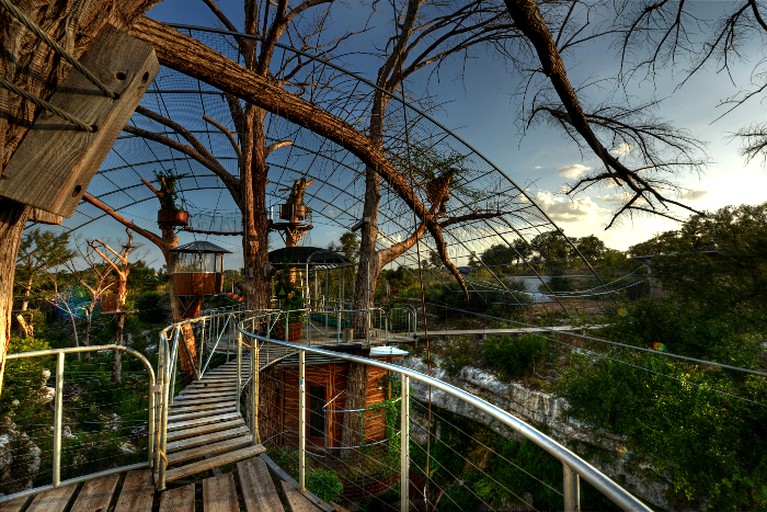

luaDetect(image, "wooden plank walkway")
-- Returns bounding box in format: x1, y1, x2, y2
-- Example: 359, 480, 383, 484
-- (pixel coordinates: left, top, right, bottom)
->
0, 459, 331, 512
164, 360, 264, 484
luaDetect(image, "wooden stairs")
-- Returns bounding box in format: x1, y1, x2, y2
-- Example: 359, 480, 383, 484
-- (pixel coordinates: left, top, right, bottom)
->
163, 359, 263, 484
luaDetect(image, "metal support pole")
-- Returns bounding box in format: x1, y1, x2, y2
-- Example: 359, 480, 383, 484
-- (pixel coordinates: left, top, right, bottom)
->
52, 351, 65, 487
299, 350, 307, 492
400, 375, 410, 512
237, 331, 243, 414
563, 463, 581, 512
252, 339, 260, 444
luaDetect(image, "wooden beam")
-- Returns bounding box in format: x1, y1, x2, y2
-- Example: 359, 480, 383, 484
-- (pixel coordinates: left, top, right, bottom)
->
0, 24, 159, 217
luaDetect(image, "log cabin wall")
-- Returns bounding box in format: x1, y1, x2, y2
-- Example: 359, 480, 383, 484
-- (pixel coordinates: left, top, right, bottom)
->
172, 272, 224, 296
261, 359, 397, 450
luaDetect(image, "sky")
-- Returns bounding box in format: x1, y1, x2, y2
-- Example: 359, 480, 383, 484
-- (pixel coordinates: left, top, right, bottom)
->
141, 0, 767, 254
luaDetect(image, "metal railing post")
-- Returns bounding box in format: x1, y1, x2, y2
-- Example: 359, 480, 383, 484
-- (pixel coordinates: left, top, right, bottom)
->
400, 374, 410, 512
252, 338, 260, 444
298, 349, 307, 493
237, 330, 243, 414
563, 463, 581, 512
366, 309, 370, 343
52, 351, 65, 487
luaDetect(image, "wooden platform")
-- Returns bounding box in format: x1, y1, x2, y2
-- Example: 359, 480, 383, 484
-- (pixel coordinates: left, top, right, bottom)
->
0, 458, 330, 512
164, 360, 263, 484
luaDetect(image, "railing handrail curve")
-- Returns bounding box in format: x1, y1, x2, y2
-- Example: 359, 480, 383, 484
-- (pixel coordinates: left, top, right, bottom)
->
238, 314, 651, 512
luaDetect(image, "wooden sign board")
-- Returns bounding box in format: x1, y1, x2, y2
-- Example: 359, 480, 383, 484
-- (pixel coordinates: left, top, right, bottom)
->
0, 24, 159, 217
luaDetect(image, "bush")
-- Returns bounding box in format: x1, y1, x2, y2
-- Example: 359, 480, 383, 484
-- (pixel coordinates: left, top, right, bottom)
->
307, 468, 344, 504
482, 334, 553, 379
558, 352, 767, 510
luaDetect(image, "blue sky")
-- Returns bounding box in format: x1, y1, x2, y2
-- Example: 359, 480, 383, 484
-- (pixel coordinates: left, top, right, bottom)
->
143, 0, 767, 254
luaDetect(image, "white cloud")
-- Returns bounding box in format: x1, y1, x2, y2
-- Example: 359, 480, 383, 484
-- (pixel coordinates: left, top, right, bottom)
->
679, 189, 708, 201
535, 190, 604, 223
611, 142, 633, 158
557, 163, 591, 180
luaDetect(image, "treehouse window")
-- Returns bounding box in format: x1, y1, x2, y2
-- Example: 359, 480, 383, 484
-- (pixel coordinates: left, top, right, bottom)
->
175, 252, 221, 274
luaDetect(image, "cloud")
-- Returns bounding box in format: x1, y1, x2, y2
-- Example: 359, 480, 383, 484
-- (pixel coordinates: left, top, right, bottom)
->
557, 163, 591, 180
597, 192, 633, 205
535, 190, 604, 222
679, 189, 708, 201
611, 142, 633, 158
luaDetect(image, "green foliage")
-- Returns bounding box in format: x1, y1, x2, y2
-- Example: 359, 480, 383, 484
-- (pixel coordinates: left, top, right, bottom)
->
439, 337, 482, 377
559, 351, 767, 510
267, 445, 299, 476
411, 409, 616, 511
307, 468, 344, 504
482, 334, 554, 379
0, 337, 53, 421
154, 169, 184, 211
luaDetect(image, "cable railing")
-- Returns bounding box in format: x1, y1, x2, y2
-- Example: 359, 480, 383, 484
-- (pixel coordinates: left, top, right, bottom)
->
240, 311, 651, 512
0, 345, 157, 504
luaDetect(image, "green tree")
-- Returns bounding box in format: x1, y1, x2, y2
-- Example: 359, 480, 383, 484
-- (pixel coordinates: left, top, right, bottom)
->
14, 229, 75, 338
480, 244, 517, 274
530, 231, 569, 272
572, 235, 606, 262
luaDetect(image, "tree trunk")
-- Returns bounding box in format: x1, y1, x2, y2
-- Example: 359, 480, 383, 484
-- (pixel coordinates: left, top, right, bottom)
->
17, 275, 34, 338
84, 311, 92, 362
0, 200, 30, 395
113, 312, 124, 383
240, 106, 272, 310
0, 0, 160, 394
340, 361, 368, 462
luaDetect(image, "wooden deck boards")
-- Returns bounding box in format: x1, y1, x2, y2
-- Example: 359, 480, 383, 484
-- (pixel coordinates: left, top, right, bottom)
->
0, 457, 329, 511
158, 483, 195, 512
160, 360, 268, 485
237, 458, 284, 512
202, 473, 239, 512
70, 474, 119, 512
26, 484, 76, 512
114, 471, 154, 512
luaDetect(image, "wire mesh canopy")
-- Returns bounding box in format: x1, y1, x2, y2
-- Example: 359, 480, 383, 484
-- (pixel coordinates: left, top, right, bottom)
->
52, 25, 603, 313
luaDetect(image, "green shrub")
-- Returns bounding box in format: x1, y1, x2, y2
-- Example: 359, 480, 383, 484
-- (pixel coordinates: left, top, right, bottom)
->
558, 351, 767, 510
307, 468, 344, 504
482, 334, 553, 379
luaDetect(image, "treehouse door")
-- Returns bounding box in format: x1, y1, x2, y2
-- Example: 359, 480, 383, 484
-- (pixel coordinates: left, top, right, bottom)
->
307, 384, 326, 448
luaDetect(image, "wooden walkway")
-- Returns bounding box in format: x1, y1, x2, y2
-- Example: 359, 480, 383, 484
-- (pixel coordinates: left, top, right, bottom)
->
0, 457, 331, 512
164, 359, 263, 484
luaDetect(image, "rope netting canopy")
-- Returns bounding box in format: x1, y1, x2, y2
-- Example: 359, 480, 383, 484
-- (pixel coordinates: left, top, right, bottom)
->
49, 25, 606, 313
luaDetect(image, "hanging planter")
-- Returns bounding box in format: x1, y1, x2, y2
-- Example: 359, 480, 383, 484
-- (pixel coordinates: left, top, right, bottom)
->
154, 170, 189, 226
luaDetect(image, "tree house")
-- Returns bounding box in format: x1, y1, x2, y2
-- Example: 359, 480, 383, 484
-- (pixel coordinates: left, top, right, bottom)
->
269, 178, 315, 248
170, 241, 231, 318
259, 345, 408, 452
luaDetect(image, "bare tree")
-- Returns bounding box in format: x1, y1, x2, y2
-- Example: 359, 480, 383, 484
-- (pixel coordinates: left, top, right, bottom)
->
88, 230, 138, 383
83, 180, 202, 376
353, 0, 520, 317
67, 243, 115, 362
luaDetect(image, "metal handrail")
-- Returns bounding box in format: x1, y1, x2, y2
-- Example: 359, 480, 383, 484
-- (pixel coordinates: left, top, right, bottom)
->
238, 314, 651, 512
1, 345, 158, 502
